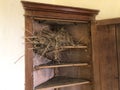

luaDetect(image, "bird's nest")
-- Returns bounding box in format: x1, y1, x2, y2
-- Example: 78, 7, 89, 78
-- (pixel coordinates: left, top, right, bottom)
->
26, 24, 87, 63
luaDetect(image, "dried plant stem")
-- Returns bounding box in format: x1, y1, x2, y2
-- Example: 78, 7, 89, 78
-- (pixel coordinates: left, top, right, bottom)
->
48, 48, 65, 53
25, 29, 33, 35
25, 38, 33, 43
24, 36, 37, 39
41, 41, 51, 56
14, 55, 24, 64
25, 42, 39, 44
54, 42, 61, 64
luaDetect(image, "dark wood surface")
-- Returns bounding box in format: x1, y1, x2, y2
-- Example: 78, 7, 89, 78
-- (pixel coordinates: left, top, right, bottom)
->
97, 18, 120, 25
116, 24, 120, 90
21, 1, 99, 21
97, 24, 119, 90
25, 16, 34, 90
97, 18, 120, 90
91, 21, 101, 90
21, 1, 99, 15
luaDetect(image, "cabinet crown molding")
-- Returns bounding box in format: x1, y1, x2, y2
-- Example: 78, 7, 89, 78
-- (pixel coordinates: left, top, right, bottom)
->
21, 1, 99, 21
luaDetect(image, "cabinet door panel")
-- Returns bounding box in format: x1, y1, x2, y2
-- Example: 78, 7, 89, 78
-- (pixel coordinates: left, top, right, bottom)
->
97, 25, 119, 90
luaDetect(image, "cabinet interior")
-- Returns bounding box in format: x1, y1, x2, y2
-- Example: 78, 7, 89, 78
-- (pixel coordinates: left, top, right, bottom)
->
26, 19, 93, 90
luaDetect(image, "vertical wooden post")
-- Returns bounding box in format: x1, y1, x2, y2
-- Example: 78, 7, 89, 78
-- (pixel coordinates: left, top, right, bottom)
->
91, 21, 101, 90
25, 16, 34, 90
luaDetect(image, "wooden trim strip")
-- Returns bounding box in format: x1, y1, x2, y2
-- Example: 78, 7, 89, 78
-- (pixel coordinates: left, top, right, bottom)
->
34, 63, 89, 70
34, 17, 89, 23
97, 18, 120, 25
21, 1, 99, 16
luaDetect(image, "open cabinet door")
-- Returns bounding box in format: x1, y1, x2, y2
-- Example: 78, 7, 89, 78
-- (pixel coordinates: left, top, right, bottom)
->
96, 18, 120, 90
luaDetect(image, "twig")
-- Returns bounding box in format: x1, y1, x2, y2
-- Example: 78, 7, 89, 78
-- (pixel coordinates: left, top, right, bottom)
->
25, 42, 39, 44
24, 36, 37, 39
25, 38, 33, 43
25, 29, 33, 35
14, 55, 24, 64
41, 41, 51, 56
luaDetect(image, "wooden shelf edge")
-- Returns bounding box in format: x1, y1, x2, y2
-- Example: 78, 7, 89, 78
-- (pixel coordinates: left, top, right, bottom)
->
34, 63, 89, 70
28, 45, 87, 50
62, 46, 87, 49
35, 76, 90, 90
36, 81, 90, 90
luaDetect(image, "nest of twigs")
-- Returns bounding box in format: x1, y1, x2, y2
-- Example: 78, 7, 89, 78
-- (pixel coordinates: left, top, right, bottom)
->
26, 23, 88, 63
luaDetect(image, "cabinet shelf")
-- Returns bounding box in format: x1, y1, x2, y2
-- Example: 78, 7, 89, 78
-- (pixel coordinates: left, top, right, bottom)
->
35, 76, 90, 90
34, 62, 89, 70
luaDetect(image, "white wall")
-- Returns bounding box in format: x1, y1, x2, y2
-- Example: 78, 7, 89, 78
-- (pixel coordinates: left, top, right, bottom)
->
0, 0, 120, 90
0, 0, 55, 90
0, 0, 24, 90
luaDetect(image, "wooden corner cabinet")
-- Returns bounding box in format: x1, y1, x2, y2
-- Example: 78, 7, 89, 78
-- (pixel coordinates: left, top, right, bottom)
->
22, 1, 99, 90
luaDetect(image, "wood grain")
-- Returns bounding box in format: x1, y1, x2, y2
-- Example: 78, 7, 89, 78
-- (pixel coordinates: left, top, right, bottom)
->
21, 1, 99, 21
97, 18, 120, 25
25, 16, 34, 90
116, 24, 120, 90
91, 21, 101, 90
97, 25, 119, 90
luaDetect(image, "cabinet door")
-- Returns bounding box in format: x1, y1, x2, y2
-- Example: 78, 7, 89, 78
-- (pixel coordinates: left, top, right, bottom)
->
116, 24, 120, 90
96, 25, 119, 90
